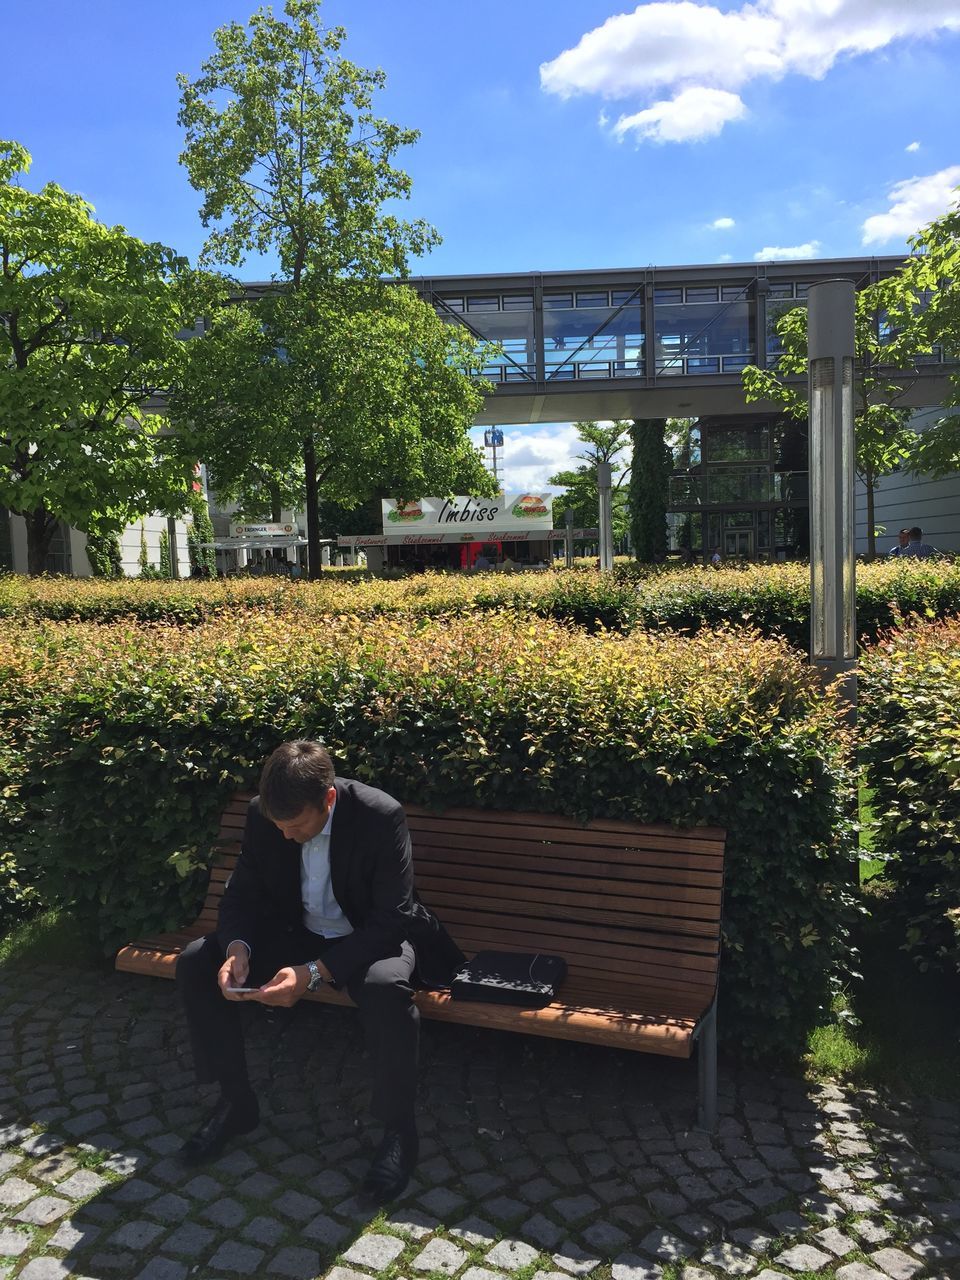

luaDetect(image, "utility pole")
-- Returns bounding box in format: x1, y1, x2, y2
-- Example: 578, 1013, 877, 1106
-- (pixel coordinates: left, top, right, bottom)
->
597, 461, 614, 571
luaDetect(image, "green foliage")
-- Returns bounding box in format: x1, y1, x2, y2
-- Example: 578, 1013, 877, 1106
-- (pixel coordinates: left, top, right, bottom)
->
629, 418, 671, 562
0, 612, 857, 1057
172, 1, 496, 562
741, 277, 934, 556
158, 529, 172, 579
84, 523, 123, 578
0, 849, 41, 933
187, 489, 216, 577
549, 420, 631, 538
860, 616, 960, 973
0, 140, 214, 574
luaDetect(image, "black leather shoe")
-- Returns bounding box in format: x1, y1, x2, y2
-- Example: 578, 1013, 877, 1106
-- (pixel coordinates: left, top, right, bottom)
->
359, 1126, 419, 1205
179, 1096, 259, 1167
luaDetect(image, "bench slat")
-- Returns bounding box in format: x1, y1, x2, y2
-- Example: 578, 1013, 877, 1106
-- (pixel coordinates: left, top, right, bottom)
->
407, 814, 725, 855
415, 865, 723, 909
413, 838, 724, 884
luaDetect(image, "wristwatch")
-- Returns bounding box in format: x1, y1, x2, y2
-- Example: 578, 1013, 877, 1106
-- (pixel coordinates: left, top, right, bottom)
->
305, 960, 325, 993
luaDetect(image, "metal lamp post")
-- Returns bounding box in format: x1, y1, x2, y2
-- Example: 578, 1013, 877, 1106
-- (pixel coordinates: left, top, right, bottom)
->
597, 461, 614, 571
807, 279, 857, 714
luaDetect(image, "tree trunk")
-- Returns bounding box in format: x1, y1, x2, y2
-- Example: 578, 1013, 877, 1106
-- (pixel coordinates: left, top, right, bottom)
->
269, 482, 282, 524
303, 434, 322, 579
25, 506, 58, 576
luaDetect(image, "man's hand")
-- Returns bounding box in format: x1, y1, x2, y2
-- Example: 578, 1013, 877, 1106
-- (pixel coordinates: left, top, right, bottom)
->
218, 943, 255, 1001
255, 966, 310, 1007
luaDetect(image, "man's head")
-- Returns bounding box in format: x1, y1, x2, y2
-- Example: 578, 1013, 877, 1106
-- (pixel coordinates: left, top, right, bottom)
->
909, 526, 923, 542
259, 741, 336, 843
898, 528, 910, 547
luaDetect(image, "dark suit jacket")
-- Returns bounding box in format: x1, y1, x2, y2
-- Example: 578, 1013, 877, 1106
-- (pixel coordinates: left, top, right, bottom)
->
216, 778, 463, 990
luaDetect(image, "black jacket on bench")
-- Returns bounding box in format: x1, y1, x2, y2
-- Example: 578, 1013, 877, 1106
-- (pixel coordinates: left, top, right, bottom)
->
216, 778, 464, 990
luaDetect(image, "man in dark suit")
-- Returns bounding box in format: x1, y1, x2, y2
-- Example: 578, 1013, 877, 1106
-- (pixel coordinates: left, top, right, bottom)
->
176, 740, 462, 1204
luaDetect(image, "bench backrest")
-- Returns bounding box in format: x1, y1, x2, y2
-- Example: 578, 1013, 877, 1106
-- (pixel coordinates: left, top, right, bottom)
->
204, 795, 725, 1012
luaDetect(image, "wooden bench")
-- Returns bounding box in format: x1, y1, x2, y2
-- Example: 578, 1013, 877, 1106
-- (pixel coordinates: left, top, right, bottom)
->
117, 796, 725, 1129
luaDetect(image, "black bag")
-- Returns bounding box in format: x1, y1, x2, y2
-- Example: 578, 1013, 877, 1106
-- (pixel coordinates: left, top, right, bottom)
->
450, 950, 567, 1008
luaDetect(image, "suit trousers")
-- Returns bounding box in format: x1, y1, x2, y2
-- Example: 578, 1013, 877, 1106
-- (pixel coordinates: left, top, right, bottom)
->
176, 929, 419, 1131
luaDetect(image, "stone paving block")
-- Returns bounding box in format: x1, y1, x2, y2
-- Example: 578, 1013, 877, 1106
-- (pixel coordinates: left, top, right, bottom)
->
774, 1243, 832, 1272
868, 1248, 924, 1279
836, 1266, 890, 1280
462, 1171, 508, 1197
814, 1226, 857, 1256
274, 1188, 324, 1223
752, 1273, 791, 1280
145, 1192, 191, 1223
344, 1232, 406, 1269
418, 1185, 468, 1217
519, 1176, 558, 1204
554, 1193, 600, 1222
32, 1153, 78, 1183
610, 1253, 662, 1280
201, 1195, 247, 1228
0, 1176, 38, 1206
16, 1261, 73, 1280
161, 1222, 216, 1257
766, 1211, 807, 1235
639, 1230, 694, 1262
523, 1213, 564, 1250
710, 1198, 753, 1224
646, 1190, 687, 1218
482, 1194, 528, 1222
699, 1242, 756, 1275
0, 1153, 20, 1176
326, 1269, 372, 1280
132, 1260, 189, 1280
672, 1215, 719, 1245
412, 1237, 470, 1274
309, 1167, 352, 1199
908, 1234, 960, 1261
180, 1172, 223, 1199
55, 1169, 108, 1200
15, 1195, 73, 1225
110, 1177, 161, 1204
741, 1184, 786, 1210
20, 1133, 64, 1158
267, 1246, 323, 1278
582, 1221, 630, 1251
0, 1227, 31, 1256
107, 1219, 166, 1250
551, 1242, 602, 1275
47, 1219, 101, 1253
451, 1215, 500, 1246
463, 1270, 508, 1280
485, 1239, 541, 1271
730, 1227, 775, 1254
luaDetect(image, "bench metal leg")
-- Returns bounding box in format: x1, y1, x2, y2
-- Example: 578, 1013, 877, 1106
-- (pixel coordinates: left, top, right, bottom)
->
697, 1000, 718, 1133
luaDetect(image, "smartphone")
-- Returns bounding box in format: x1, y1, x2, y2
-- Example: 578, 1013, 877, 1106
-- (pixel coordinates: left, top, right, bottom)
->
228, 986, 261, 994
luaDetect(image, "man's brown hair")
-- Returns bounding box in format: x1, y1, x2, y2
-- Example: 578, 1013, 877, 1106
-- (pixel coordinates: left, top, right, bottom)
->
259, 741, 335, 821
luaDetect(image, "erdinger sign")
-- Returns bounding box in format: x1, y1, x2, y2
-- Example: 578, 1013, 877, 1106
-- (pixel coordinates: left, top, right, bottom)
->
381, 494, 552, 535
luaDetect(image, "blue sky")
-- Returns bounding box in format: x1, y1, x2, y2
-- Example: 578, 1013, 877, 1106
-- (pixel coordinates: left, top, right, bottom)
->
6, 0, 960, 489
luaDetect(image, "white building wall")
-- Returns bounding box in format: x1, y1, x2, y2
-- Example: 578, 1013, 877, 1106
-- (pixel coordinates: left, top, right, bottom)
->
855, 407, 960, 555
119, 516, 191, 578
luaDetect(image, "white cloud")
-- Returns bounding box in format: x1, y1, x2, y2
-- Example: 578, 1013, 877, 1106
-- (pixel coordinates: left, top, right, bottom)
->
541, 1, 960, 143
717, 253, 734, 262
754, 240, 822, 261
710, 216, 736, 230
614, 87, 746, 143
469, 423, 630, 494
861, 166, 960, 245
905, 141, 921, 152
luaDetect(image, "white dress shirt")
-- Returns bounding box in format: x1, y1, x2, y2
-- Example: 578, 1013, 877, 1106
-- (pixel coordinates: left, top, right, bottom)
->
300, 798, 353, 938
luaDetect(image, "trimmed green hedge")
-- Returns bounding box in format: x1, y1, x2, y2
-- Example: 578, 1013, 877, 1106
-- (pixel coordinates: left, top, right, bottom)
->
860, 616, 960, 973
1, 560, 958, 646
0, 612, 857, 1057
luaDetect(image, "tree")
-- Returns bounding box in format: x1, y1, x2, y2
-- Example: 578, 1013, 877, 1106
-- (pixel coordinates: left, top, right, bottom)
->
629, 419, 672, 562
549, 420, 631, 540
173, 0, 494, 576
0, 142, 207, 573
742, 275, 932, 558
899, 193, 960, 475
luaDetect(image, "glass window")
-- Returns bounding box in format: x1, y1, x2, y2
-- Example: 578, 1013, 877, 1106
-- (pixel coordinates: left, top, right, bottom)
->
501, 294, 534, 311
467, 295, 499, 311
795, 284, 810, 298
686, 287, 719, 303
44, 521, 72, 575
439, 295, 464, 312
705, 424, 770, 462
543, 293, 573, 310
767, 283, 794, 299
544, 298, 644, 380
654, 287, 683, 305
655, 299, 754, 374
576, 291, 609, 308
766, 296, 808, 356
611, 288, 641, 306
721, 285, 747, 302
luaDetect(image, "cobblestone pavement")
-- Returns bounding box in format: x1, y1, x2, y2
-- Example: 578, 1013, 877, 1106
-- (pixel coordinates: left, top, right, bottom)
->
2, 963, 959, 1280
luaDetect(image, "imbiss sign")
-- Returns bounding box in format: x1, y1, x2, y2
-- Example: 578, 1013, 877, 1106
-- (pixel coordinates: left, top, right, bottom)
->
381, 495, 552, 535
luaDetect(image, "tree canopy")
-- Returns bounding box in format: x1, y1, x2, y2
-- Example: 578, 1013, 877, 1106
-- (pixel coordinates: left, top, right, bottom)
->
0, 141, 206, 573
173, 0, 494, 571
742, 275, 936, 557
549, 420, 631, 540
